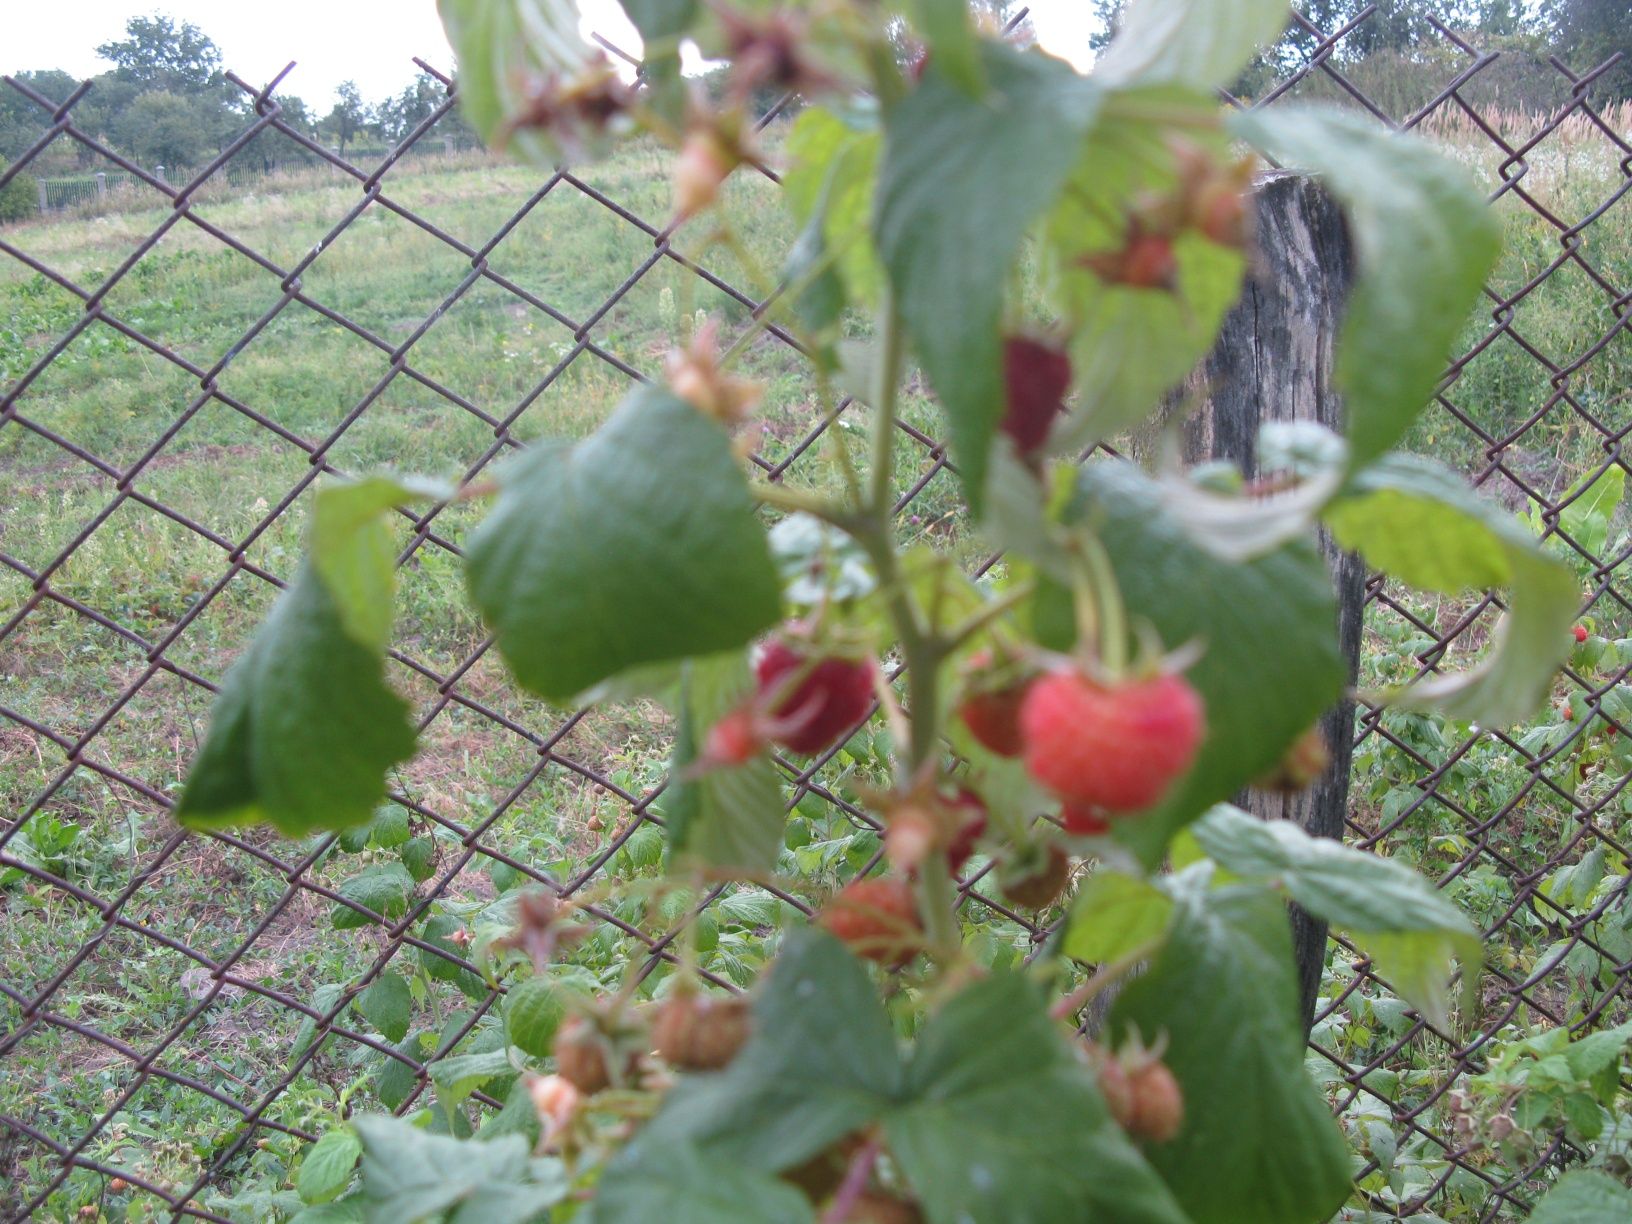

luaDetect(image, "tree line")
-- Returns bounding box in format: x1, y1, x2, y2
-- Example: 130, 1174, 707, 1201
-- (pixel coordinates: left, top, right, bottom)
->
0, 13, 476, 184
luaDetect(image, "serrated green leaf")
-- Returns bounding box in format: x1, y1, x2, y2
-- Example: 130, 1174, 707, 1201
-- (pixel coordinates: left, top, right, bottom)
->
297, 1128, 361, 1206
665, 653, 787, 875
289, 1201, 364, 1224
429, 1048, 514, 1112
1044, 92, 1244, 451
369, 806, 411, 850
332, 864, 416, 930
359, 973, 413, 1043
1323, 454, 1577, 727
1232, 108, 1501, 471
911, 0, 983, 93
887, 973, 1189, 1224
1094, 0, 1289, 90
1067, 461, 1347, 866
876, 43, 1100, 511
1063, 870, 1174, 964
1528, 1170, 1632, 1224
1559, 464, 1624, 559
596, 1142, 816, 1224
503, 969, 596, 1057
420, 914, 489, 999
437, 0, 615, 168
784, 107, 882, 309
375, 1034, 424, 1111
1192, 805, 1481, 1029
474, 1079, 544, 1149
620, 931, 1183, 1224
635, 928, 901, 1169
1110, 875, 1351, 1224
178, 476, 434, 836
399, 837, 435, 883
1561, 1020, 1632, 1081
355, 1115, 566, 1224
293, 984, 347, 1062
466, 387, 782, 701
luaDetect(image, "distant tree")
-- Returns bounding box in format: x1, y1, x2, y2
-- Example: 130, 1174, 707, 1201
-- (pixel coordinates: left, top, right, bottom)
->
376, 73, 445, 145
96, 14, 223, 95
0, 157, 38, 223
0, 70, 80, 161
117, 91, 212, 169
1544, 0, 1632, 99
324, 81, 372, 155
243, 95, 322, 171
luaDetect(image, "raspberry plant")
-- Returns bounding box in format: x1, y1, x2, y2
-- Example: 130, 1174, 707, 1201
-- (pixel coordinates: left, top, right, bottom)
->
170, 1, 1590, 1220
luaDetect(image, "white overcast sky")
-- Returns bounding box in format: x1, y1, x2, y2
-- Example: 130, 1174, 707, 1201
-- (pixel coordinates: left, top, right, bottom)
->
3, 1, 1101, 108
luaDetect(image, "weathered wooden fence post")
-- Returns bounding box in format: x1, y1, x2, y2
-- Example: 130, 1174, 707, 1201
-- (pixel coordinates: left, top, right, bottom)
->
95, 172, 106, 201
1093, 173, 1362, 1040
1178, 172, 1364, 1032
36, 180, 47, 213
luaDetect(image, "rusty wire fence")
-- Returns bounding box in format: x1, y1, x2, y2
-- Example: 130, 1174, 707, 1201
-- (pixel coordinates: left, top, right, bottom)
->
2, 4, 1630, 1221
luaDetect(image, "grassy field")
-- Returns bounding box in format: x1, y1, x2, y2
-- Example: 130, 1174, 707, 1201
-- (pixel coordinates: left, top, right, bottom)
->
2, 115, 1630, 1221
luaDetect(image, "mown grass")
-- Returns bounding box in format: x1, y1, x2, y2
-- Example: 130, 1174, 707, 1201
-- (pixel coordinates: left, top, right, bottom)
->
1, 116, 1629, 1221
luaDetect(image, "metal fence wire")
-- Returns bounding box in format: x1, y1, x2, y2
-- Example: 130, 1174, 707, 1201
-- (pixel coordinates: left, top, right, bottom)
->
2, 4, 1631, 1221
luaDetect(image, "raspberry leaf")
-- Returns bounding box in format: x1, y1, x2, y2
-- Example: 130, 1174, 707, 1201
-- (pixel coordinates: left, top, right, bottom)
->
888, 972, 1189, 1224
331, 864, 416, 930
875, 43, 1099, 512
465, 387, 783, 701
1109, 873, 1351, 1224
617, 928, 901, 1168
664, 651, 787, 875
596, 1143, 817, 1224
358, 973, 413, 1044
1232, 108, 1501, 472
1093, 0, 1291, 91
1528, 1170, 1632, 1224
177, 476, 439, 836
1043, 94, 1247, 453
1065, 461, 1347, 867
1193, 805, 1482, 1030
1322, 453, 1577, 727
1063, 871, 1174, 964
295, 1127, 360, 1206
354, 1115, 566, 1223
784, 106, 882, 309
437, 0, 615, 167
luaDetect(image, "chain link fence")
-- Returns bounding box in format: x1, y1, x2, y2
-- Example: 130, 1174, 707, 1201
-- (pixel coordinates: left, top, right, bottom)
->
2, 5, 1629, 1220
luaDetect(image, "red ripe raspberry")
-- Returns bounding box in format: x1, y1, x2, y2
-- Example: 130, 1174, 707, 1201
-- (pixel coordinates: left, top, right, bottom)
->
756, 638, 874, 755
1574, 624, 1589, 644
817, 877, 922, 966
702, 705, 764, 766
945, 787, 988, 872
958, 683, 1032, 762
1020, 670, 1205, 812
1060, 800, 1111, 836
1000, 336, 1072, 455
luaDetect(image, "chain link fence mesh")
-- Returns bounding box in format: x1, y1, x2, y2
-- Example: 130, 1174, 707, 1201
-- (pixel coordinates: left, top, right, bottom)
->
1, 4, 1629, 1220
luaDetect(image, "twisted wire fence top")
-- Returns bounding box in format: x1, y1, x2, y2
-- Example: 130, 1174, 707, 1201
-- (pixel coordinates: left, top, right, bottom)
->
1, 5, 1629, 1221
